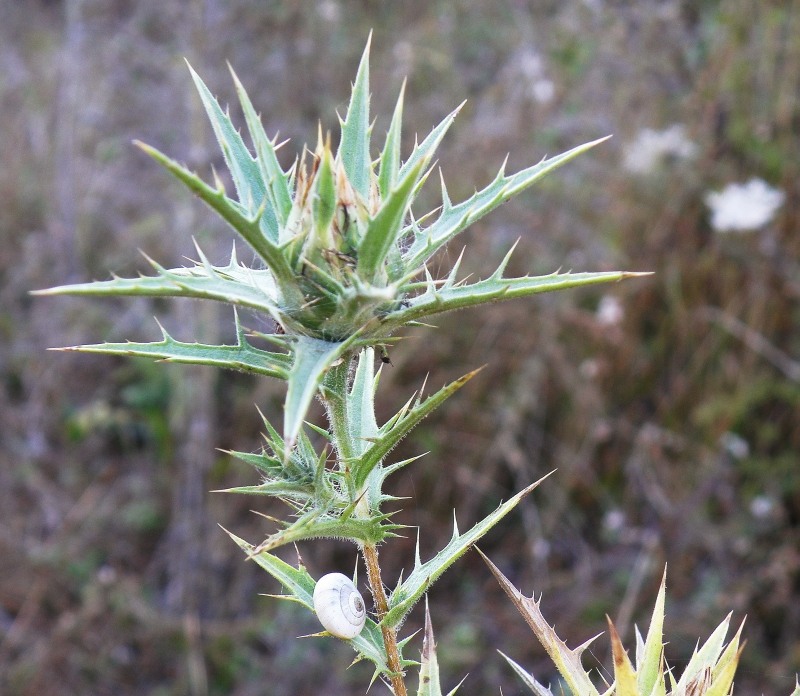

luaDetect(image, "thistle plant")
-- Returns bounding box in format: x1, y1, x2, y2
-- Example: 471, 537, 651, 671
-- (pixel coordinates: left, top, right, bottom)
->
482, 554, 800, 696
37, 37, 684, 695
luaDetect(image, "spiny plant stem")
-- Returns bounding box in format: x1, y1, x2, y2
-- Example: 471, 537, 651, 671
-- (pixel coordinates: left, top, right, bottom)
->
363, 542, 407, 696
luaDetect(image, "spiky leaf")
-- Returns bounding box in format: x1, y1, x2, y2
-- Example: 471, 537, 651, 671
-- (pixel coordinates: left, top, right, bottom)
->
351, 367, 482, 490
480, 549, 601, 696
637, 569, 666, 696
416, 603, 464, 696
186, 62, 267, 217
229, 65, 293, 229
378, 80, 405, 199
53, 317, 290, 380
403, 137, 611, 270
608, 618, 637, 696
499, 652, 555, 696
357, 158, 426, 284
385, 475, 550, 629
284, 335, 361, 448
339, 35, 372, 199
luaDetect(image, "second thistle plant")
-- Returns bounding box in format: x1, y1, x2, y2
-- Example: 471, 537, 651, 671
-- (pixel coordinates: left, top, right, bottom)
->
39, 37, 645, 694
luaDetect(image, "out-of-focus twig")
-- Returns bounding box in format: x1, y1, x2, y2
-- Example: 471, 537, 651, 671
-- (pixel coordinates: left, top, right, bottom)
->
699, 306, 800, 382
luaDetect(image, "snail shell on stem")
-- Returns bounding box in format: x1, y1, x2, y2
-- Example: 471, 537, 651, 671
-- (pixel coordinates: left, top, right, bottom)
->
313, 572, 367, 639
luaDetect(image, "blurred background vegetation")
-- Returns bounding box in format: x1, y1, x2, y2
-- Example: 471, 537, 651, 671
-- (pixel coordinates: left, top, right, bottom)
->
2, 0, 799, 694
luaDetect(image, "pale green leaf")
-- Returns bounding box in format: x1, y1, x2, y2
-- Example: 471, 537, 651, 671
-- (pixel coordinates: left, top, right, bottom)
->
386, 269, 649, 333
339, 35, 372, 199
351, 367, 481, 490
403, 137, 611, 270
229, 65, 293, 229
385, 476, 549, 629
35, 261, 289, 323
248, 508, 393, 555
674, 614, 731, 693
637, 569, 666, 696
186, 62, 268, 218
357, 158, 426, 284
499, 652, 555, 696
398, 101, 464, 186
347, 348, 380, 457
705, 620, 744, 696
311, 144, 337, 246
284, 335, 361, 448
133, 141, 300, 298
378, 79, 405, 199
54, 329, 290, 380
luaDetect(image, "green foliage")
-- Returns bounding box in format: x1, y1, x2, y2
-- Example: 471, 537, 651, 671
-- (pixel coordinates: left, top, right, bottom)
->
37, 36, 646, 695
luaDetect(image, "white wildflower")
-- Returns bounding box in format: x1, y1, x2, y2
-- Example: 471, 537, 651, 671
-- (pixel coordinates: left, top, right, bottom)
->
531, 79, 555, 104
705, 178, 785, 232
749, 495, 775, 520
623, 124, 697, 174
596, 294, 624, 326
719, 431, 749, 459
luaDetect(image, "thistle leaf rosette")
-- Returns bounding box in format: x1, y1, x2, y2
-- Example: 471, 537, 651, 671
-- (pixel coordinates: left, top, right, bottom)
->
37, 38, 645, 446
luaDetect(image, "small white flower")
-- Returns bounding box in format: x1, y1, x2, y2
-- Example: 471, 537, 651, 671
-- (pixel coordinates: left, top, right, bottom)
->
705, 178, 785, 232
596, 295, 623, 326
719, 431, 750, 460
531, 79, 555, 104
749, 495, 775, 520
622, 124, 697, 174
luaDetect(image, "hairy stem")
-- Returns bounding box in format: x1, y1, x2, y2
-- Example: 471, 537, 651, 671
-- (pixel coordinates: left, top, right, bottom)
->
363, 542, 407, 696
323, 356, 405, 692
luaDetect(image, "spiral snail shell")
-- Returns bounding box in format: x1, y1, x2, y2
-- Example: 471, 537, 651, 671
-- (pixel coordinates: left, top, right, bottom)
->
313, 572, 366, 639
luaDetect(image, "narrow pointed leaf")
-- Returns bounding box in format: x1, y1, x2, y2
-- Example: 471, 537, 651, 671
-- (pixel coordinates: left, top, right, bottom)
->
608, 618, 637, 696
378, 79, 405, 198
480, 549, 601, 696
186, 62, 267, 216
284, 335, 360, 448
403, 137, 611, 270
358, 158, 426, 283
385, 476, 549, 629
417, 604, 463, 696
675, 614, 732, 692
347, 348, 380, 457
250, 510, 389, 555
499, 652, 555, 696
229, 65, 293, 228
706, 620, 744, 696
638, 569, 666, 696
55, 329, 290, 380
36, 265, 289, 322
339, 36, 372, 198
311, 145, 337, 242
399, 101, 464, 184
351, 367, 481, 490
387, 270, 648, 333
226, 528, 316, 608
134, 142, 299, 296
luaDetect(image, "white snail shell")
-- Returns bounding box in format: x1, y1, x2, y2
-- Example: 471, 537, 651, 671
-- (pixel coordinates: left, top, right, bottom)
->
313, 572, 366, 639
